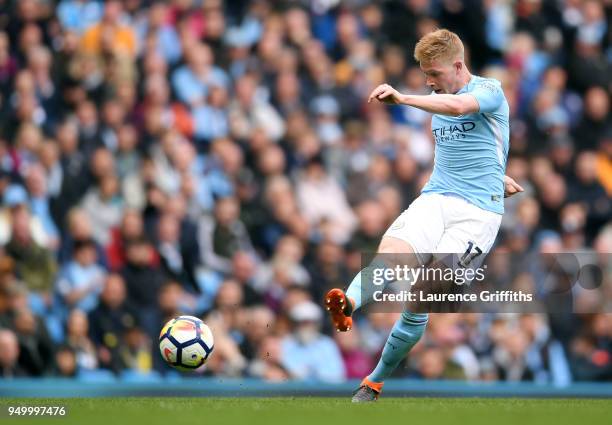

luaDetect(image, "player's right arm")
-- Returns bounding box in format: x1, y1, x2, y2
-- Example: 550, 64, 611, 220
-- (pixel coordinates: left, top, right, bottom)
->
368, 83, 479, 116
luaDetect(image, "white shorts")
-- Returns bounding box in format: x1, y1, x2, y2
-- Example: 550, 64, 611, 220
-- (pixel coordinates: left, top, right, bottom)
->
384, 193, 502, 267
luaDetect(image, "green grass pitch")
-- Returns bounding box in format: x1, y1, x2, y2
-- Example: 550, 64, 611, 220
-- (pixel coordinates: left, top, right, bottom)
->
0, 398, 610, 425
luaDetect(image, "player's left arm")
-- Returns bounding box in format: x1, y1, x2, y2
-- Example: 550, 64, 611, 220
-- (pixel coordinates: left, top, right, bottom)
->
504, 175, 524, 198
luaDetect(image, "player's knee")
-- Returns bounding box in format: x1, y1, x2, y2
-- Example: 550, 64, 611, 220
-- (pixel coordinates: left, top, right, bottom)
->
377, 236, 415, 255
376, 236, 421, 276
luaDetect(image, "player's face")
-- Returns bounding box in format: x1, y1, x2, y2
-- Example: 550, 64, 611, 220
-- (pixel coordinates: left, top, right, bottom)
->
420, 59, 461, 94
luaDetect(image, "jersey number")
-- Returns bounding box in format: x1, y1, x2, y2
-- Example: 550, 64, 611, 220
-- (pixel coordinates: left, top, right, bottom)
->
458, 241, 482, 268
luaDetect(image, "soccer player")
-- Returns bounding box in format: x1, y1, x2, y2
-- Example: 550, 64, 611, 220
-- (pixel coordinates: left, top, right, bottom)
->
324, 29, 524, 402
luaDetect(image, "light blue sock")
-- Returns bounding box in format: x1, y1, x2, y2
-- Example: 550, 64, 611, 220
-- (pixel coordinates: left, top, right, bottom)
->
345, 259, 395, 311
368, 311, 429, 383
345, 270, 365, 310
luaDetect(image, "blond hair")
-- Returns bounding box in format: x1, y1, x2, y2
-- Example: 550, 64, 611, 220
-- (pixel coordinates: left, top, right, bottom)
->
414, 29, 464, 65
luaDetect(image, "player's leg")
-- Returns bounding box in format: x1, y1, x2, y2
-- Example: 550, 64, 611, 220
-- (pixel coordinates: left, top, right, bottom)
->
352, 307, 429, 402
352, 196, 501, 402
325, 195, 444, 332
347, 196, 446, 402
354, 240, 492, 401
370, 196, 502, 394
324, 236, 422, 332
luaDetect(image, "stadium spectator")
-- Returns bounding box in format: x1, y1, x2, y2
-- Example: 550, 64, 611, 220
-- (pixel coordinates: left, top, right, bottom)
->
65, 309, 98, 372
569, 314, 612, 381
171, 42, 229, 107
202, 293, 248, 378
0, 328, 26, 378
280, 301, 346, 382
3, 203, 57, 302
198, 196, 254, 274
120, 237, 164, 317
119, 324, 153, 375
53, 344, 78, 377
334, 328, 374, 380
80, 0, 136, 59
229, 251, 264, 306
81, 174, 124, 248
248, 335, 290, 381
88, 273, 139, 373
12, 304, 54, 376
253, 235, 310, 298
413, 346, 466, 380
574, 86, 611, 152
228, 73, 285, 142
59, 207, 106, 267
295, 155, 357, 244
239, 305, 274, 361
24, 163, 60, 249
57, 1, 103, 35
55, 238, 106, 314
106, 209, 145, 271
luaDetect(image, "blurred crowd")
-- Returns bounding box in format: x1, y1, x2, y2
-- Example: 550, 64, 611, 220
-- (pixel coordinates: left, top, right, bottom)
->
0, 0, 610, 384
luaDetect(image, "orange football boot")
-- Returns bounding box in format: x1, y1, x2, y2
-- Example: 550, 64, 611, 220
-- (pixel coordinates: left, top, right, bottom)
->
351, 377, 383, 402
324, 288, 355, 332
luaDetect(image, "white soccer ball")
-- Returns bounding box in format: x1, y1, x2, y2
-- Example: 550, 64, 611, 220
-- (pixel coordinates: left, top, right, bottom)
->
159, 315, 214, 371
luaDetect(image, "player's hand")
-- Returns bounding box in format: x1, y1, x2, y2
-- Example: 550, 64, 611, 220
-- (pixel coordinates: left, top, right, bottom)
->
368, 83, 403, 105
504, 175, 524, 198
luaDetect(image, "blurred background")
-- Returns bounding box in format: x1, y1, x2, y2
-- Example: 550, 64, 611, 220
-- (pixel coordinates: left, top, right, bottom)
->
0, 0, 610, 390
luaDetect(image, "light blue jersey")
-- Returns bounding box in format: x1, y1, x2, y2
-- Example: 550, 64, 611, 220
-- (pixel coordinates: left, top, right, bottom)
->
422, 75, 510, 214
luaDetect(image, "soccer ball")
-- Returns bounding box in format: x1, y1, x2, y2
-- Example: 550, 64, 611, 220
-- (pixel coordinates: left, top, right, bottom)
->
159, 315, 214, 371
